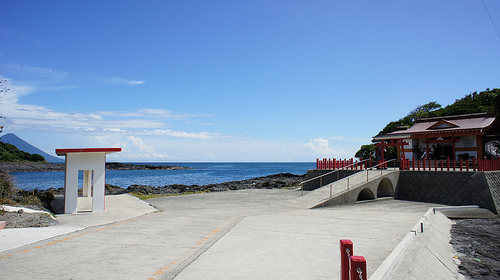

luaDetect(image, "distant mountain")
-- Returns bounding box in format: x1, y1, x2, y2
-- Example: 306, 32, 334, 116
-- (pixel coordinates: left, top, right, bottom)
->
0, 133, 64, 163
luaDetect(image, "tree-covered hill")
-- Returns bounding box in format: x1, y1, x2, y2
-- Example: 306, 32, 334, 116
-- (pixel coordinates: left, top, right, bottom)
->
378, 88, 499, 136
0, 141, 46, 162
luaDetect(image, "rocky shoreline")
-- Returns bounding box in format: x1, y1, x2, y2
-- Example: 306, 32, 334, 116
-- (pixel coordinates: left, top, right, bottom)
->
36, 172, 305, 197
0, 162, 192, 173
114, 172, 305, 195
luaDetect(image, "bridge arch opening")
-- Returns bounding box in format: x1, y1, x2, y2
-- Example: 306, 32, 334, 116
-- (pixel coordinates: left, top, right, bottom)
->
357, 188, 375, 201
377, 178, 393, 198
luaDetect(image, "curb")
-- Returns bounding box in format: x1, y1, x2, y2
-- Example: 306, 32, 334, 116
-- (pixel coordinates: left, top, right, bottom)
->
369, 205, 478, 280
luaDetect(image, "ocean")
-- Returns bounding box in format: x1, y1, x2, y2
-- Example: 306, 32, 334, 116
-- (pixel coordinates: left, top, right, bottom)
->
11, 162, 316, 191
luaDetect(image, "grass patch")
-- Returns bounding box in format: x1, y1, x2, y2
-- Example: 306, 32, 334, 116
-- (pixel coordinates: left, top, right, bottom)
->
280, 186, 300, 189
129, 190, 210, 200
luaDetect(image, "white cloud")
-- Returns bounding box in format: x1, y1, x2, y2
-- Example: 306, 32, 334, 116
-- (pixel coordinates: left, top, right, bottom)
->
0, 78, 363, 162
116, 136, 172, 160
0, 78, 223, 142
103, 77, 145, 85
302, 138, 335, 155
17, 66, 69, 80
142, 129, 224, 140
4, 64, 145, 87
97, 108, 209, 120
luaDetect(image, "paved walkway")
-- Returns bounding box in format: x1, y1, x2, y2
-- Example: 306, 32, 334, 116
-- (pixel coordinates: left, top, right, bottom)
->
0, 190, 446, 279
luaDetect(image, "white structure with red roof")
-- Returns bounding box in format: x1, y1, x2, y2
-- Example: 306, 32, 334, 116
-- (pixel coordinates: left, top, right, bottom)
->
55, 148, 122, 214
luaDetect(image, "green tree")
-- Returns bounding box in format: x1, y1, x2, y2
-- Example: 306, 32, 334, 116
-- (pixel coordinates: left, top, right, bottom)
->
0, 171, 15, 203
0, 141, 46, 162
355, 144, 376, 159
377, 101, 442, 136
428, 89, 499, 117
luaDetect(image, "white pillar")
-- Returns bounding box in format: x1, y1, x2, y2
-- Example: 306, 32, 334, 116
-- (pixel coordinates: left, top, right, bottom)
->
64, 157, 79, 214
83, 170, 92, 197
92, 155, 106, 212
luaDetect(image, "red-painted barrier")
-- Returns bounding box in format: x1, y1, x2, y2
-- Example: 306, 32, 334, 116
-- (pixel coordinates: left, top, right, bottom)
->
350, 256, 367, 280
317, 157, 500, 171
340, 239, 353, 280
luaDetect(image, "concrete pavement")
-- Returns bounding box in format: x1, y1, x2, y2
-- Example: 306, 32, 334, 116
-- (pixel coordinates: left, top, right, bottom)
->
0, 189, 451, 279
0, 194, 157, 253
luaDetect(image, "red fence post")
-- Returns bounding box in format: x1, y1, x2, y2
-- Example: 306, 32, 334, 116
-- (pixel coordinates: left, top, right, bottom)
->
340, 239, 353, 280
434, 159, 437, 171
316, 158, 319, 169
447, 157, 450, 171
423, 157, 426, 170
441, 159, 443, 171
460, 159, 463, 171
412, 158, 415, 171
350, 256, 367, 280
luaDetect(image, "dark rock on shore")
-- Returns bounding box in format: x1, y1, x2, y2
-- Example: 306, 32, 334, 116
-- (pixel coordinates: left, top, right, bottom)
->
28, 172, 305, 197
105, 162, 191, 170
0, 162, 191, 172
450, 218, 500, 279
0, 162, 65, 172
124, 172, 305, 195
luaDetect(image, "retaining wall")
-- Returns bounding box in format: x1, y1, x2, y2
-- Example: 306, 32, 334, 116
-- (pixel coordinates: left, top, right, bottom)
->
395, 171, 500, 214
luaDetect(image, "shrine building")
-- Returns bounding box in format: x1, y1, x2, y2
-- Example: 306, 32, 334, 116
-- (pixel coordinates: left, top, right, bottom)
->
372, 113, 500, 161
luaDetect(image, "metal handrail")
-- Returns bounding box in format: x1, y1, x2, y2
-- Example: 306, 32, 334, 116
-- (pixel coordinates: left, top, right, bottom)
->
366, 158, 398, 171
299, 158, 399, 196
299, 158, 371, 195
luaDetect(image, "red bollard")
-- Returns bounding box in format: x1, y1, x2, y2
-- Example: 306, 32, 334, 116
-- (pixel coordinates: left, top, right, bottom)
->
340, 239, 353, 280
350, 256, 367, 280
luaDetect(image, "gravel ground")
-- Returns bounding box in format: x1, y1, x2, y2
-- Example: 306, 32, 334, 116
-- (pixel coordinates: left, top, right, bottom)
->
0, 208, 57, 228
451, 218, 500, 279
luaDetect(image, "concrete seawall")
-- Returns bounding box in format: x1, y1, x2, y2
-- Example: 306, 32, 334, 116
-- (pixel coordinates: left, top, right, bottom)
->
395, 171, 500, 214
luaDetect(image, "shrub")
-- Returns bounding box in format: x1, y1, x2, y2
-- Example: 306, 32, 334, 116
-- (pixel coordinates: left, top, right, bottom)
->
0, 171, 15, 201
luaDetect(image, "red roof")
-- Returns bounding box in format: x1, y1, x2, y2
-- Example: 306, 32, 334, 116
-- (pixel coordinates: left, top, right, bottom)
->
374, 113, 498, 140
403, 114, 495, 135
56, 148, 122, 156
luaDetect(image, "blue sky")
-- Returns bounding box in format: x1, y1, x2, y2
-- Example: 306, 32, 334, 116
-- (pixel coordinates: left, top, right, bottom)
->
1, 0, 499, 162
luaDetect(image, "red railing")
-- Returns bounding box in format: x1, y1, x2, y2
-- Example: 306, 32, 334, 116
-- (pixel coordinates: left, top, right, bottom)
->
316, 158, 375, 170
318, 157, 500, 171
399, 157, 500, 172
